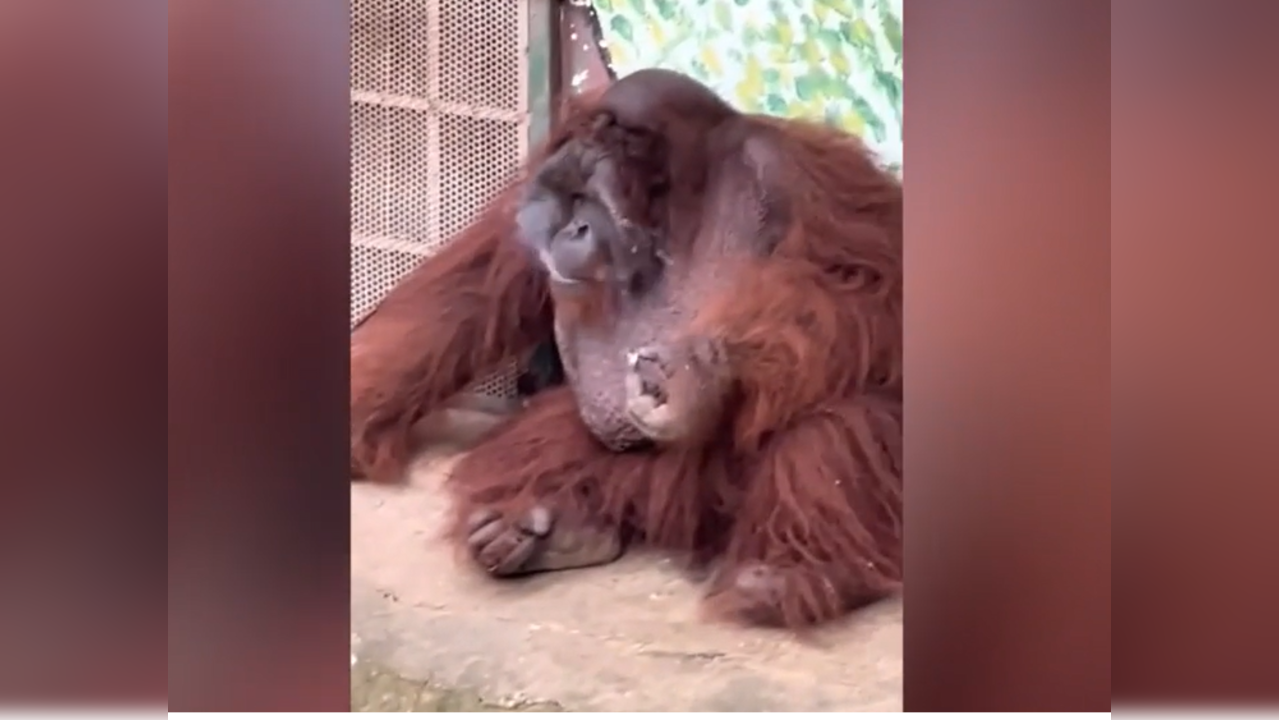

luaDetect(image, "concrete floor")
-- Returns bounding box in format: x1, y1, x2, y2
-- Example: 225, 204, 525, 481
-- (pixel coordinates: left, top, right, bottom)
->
351, 449, 903, 712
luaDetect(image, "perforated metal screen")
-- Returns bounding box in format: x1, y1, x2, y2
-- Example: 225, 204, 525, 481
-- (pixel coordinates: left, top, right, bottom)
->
350, 0, 536, 398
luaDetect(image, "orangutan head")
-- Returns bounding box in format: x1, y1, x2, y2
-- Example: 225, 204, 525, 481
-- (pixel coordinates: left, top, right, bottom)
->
514, 68, 742, 297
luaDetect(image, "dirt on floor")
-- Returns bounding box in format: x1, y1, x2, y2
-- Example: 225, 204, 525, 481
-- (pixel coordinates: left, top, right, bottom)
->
352, 659, 564, 712
351, 449, 903, 713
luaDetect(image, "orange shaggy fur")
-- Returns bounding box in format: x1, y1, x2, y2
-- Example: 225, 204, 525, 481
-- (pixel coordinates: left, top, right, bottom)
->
350, 74, 902, 629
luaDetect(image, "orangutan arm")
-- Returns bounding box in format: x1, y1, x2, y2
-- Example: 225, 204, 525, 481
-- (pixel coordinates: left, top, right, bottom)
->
444, 385, 720, 576
619, 249, 898, 452
351, 196, 552, 482
705, 393, 902, 627
692, 255, 900, 451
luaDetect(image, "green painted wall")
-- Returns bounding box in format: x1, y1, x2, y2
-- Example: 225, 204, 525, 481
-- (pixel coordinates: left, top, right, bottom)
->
593, 0, 902, 171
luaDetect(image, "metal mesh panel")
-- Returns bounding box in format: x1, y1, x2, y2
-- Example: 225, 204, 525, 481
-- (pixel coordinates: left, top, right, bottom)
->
350, 0, 531, 399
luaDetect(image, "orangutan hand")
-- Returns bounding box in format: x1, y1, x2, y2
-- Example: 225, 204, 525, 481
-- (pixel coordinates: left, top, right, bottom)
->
465, 505, 623, 576
623, 335, 731, 444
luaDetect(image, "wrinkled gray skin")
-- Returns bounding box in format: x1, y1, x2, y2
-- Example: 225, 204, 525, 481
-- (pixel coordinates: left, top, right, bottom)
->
516, 111, 668, 296
517, 68, 786, 450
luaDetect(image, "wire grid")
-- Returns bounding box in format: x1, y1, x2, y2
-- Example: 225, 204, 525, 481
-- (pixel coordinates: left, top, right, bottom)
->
350, 0, 531, 398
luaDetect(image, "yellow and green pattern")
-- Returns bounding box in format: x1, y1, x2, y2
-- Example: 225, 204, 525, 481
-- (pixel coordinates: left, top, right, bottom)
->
592, 0, 903, 171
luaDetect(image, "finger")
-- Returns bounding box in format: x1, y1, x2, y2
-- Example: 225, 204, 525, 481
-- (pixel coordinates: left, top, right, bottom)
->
467, 517, 504, 548
490, 532, 539, 576
465, 507, 499, 533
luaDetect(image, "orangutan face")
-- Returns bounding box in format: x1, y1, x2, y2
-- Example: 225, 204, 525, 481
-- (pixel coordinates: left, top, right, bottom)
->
515, 115, 670, 296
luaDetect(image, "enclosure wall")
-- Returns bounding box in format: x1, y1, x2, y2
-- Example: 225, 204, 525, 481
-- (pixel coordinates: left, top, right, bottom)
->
349, 0, 552, 398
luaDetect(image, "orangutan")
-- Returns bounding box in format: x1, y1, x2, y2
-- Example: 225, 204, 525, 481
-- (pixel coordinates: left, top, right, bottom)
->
350, 68, 902, 628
